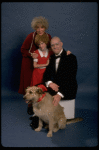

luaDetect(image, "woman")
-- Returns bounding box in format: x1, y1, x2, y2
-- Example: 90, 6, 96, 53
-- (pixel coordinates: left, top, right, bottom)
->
18, 16, 51, 96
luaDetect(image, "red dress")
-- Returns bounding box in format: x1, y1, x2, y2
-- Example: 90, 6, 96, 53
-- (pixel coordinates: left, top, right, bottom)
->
18, 32, 52, 95
30, 49, 52, 86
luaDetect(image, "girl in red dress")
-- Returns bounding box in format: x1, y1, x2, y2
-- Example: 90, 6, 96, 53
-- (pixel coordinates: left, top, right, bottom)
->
30, 34, 53, 86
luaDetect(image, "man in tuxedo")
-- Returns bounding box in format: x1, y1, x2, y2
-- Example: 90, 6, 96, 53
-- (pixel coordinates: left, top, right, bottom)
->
43, 36, 78, 119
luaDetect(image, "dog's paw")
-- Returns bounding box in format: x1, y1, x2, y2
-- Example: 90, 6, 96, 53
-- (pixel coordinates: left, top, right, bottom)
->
35, 127, 41, 132
47, 132, 52, 137
53, 128, 59, 132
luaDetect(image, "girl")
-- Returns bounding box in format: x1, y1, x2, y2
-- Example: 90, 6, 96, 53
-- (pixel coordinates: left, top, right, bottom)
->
30, 33, 53, 86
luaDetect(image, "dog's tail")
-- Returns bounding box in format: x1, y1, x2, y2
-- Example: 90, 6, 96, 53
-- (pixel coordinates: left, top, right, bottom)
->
66, 117, 83, 125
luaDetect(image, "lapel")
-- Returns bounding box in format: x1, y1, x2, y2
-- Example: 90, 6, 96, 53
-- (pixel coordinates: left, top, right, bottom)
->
52, 55, 56, 73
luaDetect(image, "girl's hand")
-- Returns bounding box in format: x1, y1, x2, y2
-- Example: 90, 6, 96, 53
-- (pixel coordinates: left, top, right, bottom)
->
46, 59, 50, 66
67, 50, 71, 55
31, 52, 38, 59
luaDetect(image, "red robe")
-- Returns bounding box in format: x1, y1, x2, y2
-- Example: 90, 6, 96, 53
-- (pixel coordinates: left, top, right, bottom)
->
18, 32, 51, 95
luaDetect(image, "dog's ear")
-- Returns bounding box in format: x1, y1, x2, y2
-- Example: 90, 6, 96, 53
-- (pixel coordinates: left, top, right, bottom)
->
25, 86, 30, 92
36, 88, 44, 94
25, 86, 30, 90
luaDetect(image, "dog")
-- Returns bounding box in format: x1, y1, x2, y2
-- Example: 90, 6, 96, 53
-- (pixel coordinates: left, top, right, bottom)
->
23, 86, 83, 137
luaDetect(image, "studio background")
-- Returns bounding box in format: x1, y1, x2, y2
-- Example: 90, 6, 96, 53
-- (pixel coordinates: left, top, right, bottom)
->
1, 2, 98, 147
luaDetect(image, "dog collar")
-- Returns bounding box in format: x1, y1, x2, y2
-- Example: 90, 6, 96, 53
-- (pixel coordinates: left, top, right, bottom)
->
37, 93, 46, 102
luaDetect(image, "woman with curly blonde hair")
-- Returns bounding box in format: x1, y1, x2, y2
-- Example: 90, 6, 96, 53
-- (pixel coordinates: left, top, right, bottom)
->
31, 16, 49, 31
19, 17, 51, 92
18, 16, 52, 114
18, 16, 71, 115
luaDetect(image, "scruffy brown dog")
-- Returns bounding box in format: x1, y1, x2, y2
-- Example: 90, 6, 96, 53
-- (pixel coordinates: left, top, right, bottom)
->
24, 86, 83, 137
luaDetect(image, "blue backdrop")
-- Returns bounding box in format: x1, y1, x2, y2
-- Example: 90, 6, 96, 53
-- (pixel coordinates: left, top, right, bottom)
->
1, 2, 98, 147
1, 2, 98, 94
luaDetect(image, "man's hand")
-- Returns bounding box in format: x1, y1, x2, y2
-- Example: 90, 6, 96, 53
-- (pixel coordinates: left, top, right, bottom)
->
67, 50, 71, 55
53, 94, 61, 106
49, 83, 59, 92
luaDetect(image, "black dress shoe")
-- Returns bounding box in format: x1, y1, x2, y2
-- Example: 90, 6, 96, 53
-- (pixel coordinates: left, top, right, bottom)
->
30, 116, 39, 130
27, 106, 34, 115
29, 116, 34, 120
30, 116, 47, 130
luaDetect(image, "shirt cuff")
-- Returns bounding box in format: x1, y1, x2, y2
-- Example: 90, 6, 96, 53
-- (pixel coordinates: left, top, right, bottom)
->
45, 81, 53, 87
45, 81, 64, 98
57, 92, 64, 98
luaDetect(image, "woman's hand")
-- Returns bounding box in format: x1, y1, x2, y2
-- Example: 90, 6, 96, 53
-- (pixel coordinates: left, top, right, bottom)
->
31, 52, 38, 59
67, 50, 71, 55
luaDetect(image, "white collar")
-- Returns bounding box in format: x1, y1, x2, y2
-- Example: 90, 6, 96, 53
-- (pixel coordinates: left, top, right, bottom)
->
55, 49, 63, 56
38, 49, 48, 58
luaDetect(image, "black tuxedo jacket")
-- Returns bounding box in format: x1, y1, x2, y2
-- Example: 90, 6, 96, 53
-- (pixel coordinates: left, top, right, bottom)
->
43, 49, 78, 100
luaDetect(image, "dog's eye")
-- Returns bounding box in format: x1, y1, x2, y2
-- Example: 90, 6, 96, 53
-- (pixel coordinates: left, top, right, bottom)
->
29, 91, 32, 94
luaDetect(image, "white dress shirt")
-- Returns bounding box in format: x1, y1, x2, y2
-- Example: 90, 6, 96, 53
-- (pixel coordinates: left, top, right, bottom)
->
55, 49, 63, 71
45, 49, 64, 98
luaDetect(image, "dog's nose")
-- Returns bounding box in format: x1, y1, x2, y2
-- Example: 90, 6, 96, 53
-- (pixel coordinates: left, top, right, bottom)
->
23, 95, 26, 99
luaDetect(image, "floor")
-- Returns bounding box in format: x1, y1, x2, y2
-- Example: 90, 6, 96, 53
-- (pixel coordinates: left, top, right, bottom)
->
1, 89, 98, 147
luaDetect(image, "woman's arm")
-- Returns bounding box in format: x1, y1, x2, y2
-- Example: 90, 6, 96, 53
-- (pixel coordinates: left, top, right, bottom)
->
21, 32, 37, 58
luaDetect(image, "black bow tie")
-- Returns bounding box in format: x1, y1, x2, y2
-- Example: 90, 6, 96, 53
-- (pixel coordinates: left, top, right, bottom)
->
55, 55, 61, 59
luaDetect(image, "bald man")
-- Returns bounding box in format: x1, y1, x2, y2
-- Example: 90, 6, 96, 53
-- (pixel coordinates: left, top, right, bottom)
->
43, 37, 78, 119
